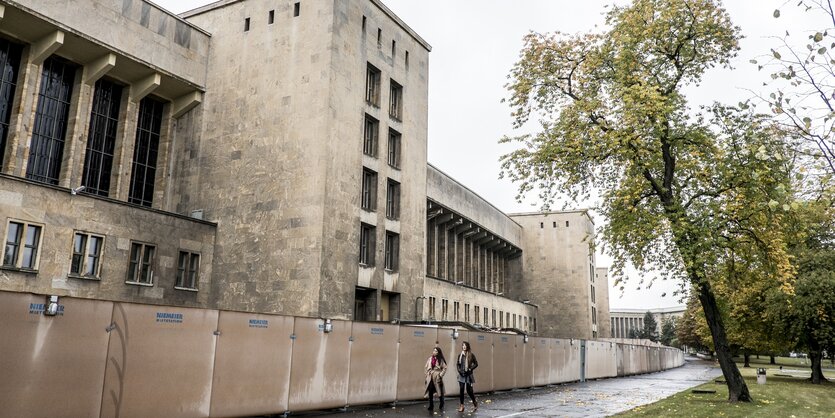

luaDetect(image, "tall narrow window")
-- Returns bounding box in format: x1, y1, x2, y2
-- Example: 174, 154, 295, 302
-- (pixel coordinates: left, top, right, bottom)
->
70, 232, 103, 278
391, 40, 396, 59
363, 114, 379, 156
389, 80, 402, 121
359, 223, 375, 266
293, 2, 300, 17
384, 231, 399, 271
3, 221, 42, 270
387, 129, 401, 169
429, 297, 436, 319
454, 301, 460, 321
27, 56, 76, 185
365, 64, 381, 106
128, 97, 164, 207
385, 179, 400, 220
126, 242, 155, 285
268, 10, 275, 24
176, 251, 200, 290
377, 28, 382, 48
361, 168, 377, 211
244, 17, 250, 31
464, 303, 470, 322
0, 38, 23, 167
405, 50, 409, 69
474, 305, 480, 323
82, 79, 122, 196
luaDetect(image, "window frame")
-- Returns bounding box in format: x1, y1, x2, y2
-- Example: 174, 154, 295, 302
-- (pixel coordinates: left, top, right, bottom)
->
363, 114, 379, 157
365, 64, 381, 107
385, 179, 400, 220
359, 223, 376, 266
387, 128, 401, 169
361, 167, 378, 211
175, 250, 200, 291
2, 220, 43, 271
126, 241, 156, 286
384, 231, 399, 271
389, 79, 402, 121
69, 231, 105, 279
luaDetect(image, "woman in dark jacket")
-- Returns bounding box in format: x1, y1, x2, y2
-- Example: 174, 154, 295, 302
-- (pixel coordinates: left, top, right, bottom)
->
424, 346, 447, 410
456, 341, 478, 412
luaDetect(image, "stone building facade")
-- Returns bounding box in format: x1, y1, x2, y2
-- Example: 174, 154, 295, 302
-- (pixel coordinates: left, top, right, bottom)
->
0, 0, 607, 339
609, 306, 685, 339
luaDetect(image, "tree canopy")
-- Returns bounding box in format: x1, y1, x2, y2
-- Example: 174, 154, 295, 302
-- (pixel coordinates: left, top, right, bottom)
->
501, 0, 799, 401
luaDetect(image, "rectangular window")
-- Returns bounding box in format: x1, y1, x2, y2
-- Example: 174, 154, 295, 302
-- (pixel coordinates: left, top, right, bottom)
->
361, 168, 377, 211
176, 251, 200, 290
391, 40, 396, 59
365, 64, 381, 106
27, 56, 76, 185
387, 129, 401, 169
464, 303, 470, 322
3, 221, 42, 270
405, 50, 409, 69
82, 79, 123, 196
441, 299, 448, 320
244, 17, 250, 31
128, 97, 164, 207
591, 285, 596, 303
484, 307, 489, 325
454, 301, 460, 321
513, 314, 517, 328
428, 296, 436, 319
389, 80, 402, 121
492, 309, 497, 326
506, 312, 510, 327
377, 28, 382, 48
293, 2, 300, 17
499, 311, 504, 328
384, 231, 399, 271
525, 316, 529, 330
385, 179, 400, 220
126, 242, 155, 285
363, 114, 379, 156
70, 232, 103, 278
268, 10, 275, 24
0, 38, 23, 168
474, 305, 480, 323
359, 223, 375, 266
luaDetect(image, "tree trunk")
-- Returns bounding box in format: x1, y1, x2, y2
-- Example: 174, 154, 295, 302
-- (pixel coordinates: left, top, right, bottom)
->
809, 339, 827, 384
697, 282, 753, 402
743, 352, 750, 368
770, 355, 776, 365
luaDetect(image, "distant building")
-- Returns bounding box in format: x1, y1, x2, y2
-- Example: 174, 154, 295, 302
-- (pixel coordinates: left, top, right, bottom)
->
609, 306, 686, 338
0, 0, 607, 339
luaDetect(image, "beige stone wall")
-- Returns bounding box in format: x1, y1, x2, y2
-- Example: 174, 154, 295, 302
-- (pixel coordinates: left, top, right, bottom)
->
596, 267, 611, 338
510, 211, 597, 339
0, 175, 217, 307
182, 0, 430, 319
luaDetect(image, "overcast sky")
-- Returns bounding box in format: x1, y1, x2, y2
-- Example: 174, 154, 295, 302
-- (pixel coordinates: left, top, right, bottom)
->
154, 0, 817, 309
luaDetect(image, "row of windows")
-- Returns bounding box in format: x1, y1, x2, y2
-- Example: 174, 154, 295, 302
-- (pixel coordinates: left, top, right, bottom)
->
365, 64, 403, 121
0, 38, 166, 207
361, 16, 410, 70
427, 296, 537, 332
359, 223, 399, 271
243, 2, 301, 31
1, 220, 200, 290
363, 115, 401, 167
361, 168, 400, 219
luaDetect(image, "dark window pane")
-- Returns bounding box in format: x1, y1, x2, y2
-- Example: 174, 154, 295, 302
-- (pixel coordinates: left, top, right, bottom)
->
82, 79, 122, 196
129, 97, 164, 206
27, 57, 76, 185
0, 38, 23, 168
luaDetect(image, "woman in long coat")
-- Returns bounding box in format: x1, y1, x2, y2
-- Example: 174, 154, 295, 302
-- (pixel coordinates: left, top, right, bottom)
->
456, 341, 478, 412
424, 346, 447, 410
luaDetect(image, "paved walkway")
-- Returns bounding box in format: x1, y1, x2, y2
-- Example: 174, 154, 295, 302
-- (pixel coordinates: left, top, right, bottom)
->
295, 358, 721, 417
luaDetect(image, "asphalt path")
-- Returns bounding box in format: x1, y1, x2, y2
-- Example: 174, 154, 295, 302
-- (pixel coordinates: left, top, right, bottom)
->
293, 357, 721, 418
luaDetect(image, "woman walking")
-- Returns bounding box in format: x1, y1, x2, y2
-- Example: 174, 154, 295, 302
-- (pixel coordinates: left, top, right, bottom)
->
456, 341, 478, 412
424, 346, 447, 410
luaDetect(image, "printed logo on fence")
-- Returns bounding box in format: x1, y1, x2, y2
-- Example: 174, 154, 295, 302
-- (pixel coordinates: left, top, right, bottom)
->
249, 319, 269, 329
370, 327, 384, 335
413, 330, 425, 337
28, 303, 64, 315
156, 312, 183, 324
477, 335, 485, 341
501, 336, 509, 343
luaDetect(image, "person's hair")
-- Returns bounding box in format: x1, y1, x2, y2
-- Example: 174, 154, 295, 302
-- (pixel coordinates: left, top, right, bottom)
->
433, 346, 446, 364
460, 341, 474, 364
462, 341, 471, 352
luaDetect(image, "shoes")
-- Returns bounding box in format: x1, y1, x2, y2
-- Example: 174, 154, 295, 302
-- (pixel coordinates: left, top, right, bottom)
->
428, 405, 434, 411
457, 405, 464, 412
472, 400, 478, 412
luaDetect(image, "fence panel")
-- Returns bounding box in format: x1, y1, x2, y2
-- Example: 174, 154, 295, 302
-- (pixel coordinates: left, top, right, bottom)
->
396, 326, 440, 401
532, 337, 551, 386
347, 323, 399, 406
466, 332, 493, 393
515, 335, 534, 388
0, 293, 112, 418
287, 318, 351, 411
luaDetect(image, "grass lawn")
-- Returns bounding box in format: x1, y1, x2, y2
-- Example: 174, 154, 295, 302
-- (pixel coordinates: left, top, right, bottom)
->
616, 362, 835, 417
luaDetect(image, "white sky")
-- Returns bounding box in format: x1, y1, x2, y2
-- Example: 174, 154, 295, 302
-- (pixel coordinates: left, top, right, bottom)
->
154, 0, 818, 309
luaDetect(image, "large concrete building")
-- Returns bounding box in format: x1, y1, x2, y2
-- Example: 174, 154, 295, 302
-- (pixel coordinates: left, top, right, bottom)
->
0, 0, 608, 339
609, 306, 685, 339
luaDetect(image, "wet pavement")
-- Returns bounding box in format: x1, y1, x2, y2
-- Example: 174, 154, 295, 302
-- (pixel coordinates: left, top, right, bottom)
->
294, 357, 721, 418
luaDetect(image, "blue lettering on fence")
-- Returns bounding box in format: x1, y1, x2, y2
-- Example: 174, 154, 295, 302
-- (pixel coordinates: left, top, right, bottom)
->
249, 319, 269, 328
501, 337, 509, 343
370, 327, 384, 335
478, 336, 485, 341
155, 312, 183, 324
28, 303, 64, 315
413, 330, 425, 337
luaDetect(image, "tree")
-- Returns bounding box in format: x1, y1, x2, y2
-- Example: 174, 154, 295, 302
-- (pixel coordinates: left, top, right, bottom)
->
501, 0, 797, 401
660, 316, 677, 347
763, 1, 835, 175
640, 311, 659, 342
628, 328, 641, 339
677, 293, 710, 352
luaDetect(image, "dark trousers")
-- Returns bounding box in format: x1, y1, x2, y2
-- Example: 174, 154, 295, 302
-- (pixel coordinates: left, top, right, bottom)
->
428, 383, 444, 408
458, 382, 475, 404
